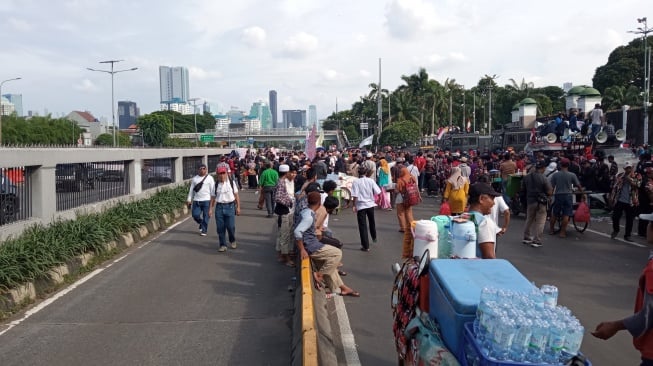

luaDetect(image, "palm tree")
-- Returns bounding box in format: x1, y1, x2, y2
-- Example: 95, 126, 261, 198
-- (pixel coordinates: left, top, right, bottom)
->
400, 68, 430, 129
392, 90, 419, 123
425, 80, 447, 134
506, 78, 535, 100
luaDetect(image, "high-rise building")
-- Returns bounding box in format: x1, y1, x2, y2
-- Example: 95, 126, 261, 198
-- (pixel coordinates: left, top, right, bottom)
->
0, 96, 15, 116
226, 107, 247, 124
159, 66, 190, 104
563, 82, 573, 93
249, 101, 272, 129
118, 101, 139, 129
2, 94, 22, 116
282, 109, 306, 129
269, 90, 278, 128
308, 105, 317, 129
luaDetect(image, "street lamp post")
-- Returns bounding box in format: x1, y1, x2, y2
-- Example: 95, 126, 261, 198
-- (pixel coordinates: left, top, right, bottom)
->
188, 98, 201, 146
87, 60, 138, 147
462, 85, 465, 131
0, 77, 22, 145
630, 18, 652, 145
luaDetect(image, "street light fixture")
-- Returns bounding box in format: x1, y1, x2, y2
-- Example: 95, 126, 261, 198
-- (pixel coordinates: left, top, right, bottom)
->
87, 60, 138, 147
0, 77, 22, 145
188, 97, 201, 146
629, 17, 651, 145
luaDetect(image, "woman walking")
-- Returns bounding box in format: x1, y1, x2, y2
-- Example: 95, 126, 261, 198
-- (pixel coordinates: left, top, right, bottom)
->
443, 166, 470, 215
377, 158, 393, 210
274, 164, 296, 266
395, 167, 416, 234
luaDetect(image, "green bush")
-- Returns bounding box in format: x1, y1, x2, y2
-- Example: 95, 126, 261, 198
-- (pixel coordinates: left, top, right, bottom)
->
0, 185, 188, 291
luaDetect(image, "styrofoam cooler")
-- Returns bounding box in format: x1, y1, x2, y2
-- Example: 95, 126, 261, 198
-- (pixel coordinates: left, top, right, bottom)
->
413, 220, 438, 259
429, 259, 536, 359
430, 215, 452, 258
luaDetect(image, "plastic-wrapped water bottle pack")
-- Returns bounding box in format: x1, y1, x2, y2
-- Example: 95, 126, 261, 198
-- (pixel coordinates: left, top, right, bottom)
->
473, 285, 584, 365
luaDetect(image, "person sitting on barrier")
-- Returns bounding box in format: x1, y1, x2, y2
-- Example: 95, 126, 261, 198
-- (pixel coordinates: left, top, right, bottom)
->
466, 183, 502, 259
295, 191, 360, 297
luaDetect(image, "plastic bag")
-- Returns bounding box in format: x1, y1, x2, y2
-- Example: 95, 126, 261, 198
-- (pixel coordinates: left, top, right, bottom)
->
574, 201, 590, 223
404, 311, 460, 366
439, 201, 451, 216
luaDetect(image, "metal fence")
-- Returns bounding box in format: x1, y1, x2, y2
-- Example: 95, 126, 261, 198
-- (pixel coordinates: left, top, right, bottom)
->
142, 158, 175, 190
207, 154, 223, 172
0, 166, 33, 226
55, 161, 130, 212
182, 156, 204, 180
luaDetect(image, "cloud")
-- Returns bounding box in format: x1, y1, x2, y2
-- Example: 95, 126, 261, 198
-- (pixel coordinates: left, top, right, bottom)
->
8, 17, 32, 32
384, 0, 455, 39
73, 79, 98, 92
189, 66, 223, 81
420, 52, 466, 66
360, 69, 371, 78
241, 26, 267, 47
355, 33, 368, 43
280, 32, 319, 58
322, 69, 339, 80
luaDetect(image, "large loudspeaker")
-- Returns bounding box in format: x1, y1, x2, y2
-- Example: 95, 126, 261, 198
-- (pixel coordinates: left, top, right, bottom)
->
616, 129, 626, 141
545, 133, 557, 143
596, 131, 608, 143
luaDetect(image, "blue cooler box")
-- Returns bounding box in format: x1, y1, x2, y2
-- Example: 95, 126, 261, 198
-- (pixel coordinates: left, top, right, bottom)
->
429, 259, 536, 358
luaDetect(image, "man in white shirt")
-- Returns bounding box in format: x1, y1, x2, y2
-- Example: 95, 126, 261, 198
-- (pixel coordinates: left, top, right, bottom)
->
187, 164, 216, 236
210, 163, 241, 252
589, 103, 605, 140
351, 166, 381, 251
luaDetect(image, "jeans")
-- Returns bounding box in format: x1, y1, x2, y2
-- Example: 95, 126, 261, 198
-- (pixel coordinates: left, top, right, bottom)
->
263, 186, 275, 215
192, 200, 211, 234
612, 201, 635, 237
356, 207, 377, 250
215, 202, 236, 247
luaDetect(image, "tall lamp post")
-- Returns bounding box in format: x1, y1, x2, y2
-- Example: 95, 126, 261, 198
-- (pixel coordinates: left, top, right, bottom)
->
461, 85, 466, 131
0, 77, 22, 145
87, 60, 138, 147
630, 17, 652, 145
188, 97, 201, 146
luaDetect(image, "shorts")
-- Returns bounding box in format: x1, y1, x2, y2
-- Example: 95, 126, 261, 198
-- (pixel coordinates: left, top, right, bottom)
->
551, 194, 573, 217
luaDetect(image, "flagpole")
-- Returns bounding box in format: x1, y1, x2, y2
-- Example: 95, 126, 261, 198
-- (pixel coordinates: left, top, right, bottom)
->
377, 58, 382, 146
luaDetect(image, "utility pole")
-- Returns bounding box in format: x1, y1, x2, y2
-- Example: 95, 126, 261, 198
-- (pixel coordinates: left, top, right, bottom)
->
630, 17, 652, 145
484, 74, 499, 136
377, 58, 382, 143
462, 85, 465, 131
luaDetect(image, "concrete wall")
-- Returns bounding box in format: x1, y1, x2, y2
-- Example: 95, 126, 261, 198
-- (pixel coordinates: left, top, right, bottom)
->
0, 147, 230, 242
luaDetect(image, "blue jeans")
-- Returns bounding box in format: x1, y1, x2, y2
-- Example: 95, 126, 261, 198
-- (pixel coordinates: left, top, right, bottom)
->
192, 200, 211, 234
263, 186, 275, 215
590, 124, 601, 139
215, 202, 236, 247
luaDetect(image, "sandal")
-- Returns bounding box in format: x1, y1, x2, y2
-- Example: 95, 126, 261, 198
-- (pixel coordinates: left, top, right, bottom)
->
340, 291, 360, 297
285, 261, 296, 268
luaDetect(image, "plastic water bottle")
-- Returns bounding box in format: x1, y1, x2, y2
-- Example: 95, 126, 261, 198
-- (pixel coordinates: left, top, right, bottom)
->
563, 322, 585, 356
474, 287, 497, 338
510, 317, 533, 362
541, 285, 559, 308
526, 319, 548, 363
491, 316, 516, 360
481, 302, 500, 356
544, 320, 566, 364
529, 288, 545, 310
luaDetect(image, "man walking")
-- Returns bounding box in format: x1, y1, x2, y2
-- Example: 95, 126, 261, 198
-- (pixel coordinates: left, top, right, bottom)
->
258, 161, 279, 218
351, 166, 381, 252
522, 160, 553, 247
187, 164, 215, 236
211, 163, 241, 252
610, 162, 641, 242
549, 158, 583, 238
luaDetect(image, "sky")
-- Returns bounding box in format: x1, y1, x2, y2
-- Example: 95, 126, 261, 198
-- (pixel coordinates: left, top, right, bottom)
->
0, 0, 649, 123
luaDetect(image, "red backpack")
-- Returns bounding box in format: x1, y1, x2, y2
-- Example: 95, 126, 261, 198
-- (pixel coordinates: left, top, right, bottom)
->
402, 178, 422, 207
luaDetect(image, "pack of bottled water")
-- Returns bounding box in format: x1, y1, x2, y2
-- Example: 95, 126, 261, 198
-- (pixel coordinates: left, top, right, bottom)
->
472, 285, 585, 365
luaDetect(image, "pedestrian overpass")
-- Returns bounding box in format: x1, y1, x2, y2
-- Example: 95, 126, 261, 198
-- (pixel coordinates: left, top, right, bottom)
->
168, 128, 348, 148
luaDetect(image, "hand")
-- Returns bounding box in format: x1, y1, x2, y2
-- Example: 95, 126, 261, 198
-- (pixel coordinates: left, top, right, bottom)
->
352, 206, 357, 213
300, 248, 309, 260
592, 321, 623, 340
208, 209, 213, 218
498, 228, 507, 236
236, 207, 241, 216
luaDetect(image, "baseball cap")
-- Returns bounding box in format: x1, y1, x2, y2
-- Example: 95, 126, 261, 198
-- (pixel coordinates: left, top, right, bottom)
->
216, 162, 229, 173
198, 163, 207, 169
279, 164, 289, 173
469, 182, 501, 202
366, 152, 373, 158
625, 161, 633, 168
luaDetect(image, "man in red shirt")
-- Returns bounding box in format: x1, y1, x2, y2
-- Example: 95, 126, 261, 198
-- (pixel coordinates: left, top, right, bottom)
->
593, 213, 653, 365
414, 152, 426, 191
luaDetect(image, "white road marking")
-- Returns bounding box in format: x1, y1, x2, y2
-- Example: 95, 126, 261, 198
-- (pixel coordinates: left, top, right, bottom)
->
0, 218, 189, 337
585, 227, 647, 248
334, 295, 362, 366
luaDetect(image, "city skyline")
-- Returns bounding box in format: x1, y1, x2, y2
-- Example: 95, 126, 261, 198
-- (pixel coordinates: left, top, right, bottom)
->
0, 0, 648, 124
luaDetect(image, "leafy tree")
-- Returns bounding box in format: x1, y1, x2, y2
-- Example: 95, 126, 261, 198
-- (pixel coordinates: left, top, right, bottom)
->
94, 132, 131, 146
602, 85, 642, 110
138, 113, 171, 146
593, 37, 652, 93
379, 120, 421, 147
343, 125, 359, 141
1, 115, 86, 145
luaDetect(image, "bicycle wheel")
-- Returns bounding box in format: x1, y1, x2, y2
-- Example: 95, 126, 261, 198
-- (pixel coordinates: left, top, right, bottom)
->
572, 216, 588, 233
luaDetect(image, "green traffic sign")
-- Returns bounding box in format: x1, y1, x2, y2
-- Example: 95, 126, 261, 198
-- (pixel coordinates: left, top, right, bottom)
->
200, 134, 213, 142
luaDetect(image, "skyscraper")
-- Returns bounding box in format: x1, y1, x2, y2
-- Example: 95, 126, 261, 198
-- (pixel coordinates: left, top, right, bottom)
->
308, 105, 317, 129
249, 101, 272, 129
282, 110, 306, 129
269, 90, 278, 128
159, 66, 190, 104
2, 94, 22, 116
118, 101, 139, 129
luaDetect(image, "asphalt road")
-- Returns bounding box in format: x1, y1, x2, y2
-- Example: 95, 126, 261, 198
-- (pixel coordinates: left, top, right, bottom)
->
0, 192, 295, 366
0, 189, 645, 365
